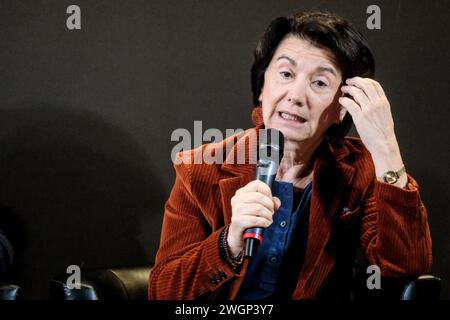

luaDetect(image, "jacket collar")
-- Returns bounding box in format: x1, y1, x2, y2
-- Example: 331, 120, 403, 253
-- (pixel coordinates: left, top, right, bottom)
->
220, 126, 353, 178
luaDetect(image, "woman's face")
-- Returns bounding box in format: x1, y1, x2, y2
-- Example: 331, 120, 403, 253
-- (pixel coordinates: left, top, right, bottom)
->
260, 35, 345, 146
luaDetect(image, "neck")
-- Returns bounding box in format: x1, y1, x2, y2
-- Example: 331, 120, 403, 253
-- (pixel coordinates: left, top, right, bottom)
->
276, 136, 325, 185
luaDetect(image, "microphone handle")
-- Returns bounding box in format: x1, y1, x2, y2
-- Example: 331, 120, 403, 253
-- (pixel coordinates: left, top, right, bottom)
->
242, 170, 277, 258
244, 228, 263, 257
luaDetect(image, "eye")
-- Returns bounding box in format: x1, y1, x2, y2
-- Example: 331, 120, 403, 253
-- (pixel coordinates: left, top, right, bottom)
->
313, 80, 328, 88
279, 71, 293, 79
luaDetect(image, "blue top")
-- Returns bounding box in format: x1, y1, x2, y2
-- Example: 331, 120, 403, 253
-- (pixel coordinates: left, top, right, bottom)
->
235, 180, 312, 300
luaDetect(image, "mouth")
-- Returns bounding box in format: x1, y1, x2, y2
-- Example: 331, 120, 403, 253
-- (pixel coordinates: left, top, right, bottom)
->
278, 111, 307, 124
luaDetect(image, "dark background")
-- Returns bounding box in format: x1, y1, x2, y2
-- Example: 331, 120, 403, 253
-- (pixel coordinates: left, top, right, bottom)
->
0, 0, 448, 299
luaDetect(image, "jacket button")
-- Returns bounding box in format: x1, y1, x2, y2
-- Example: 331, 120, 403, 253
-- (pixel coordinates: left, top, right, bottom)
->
210, 278, 217, 285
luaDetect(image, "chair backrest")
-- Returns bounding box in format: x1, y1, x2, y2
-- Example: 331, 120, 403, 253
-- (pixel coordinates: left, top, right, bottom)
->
401, 275, 441, 300
50, 279, 99, 300
83, 266, 152, 300
0, 283, 21, 300
352, 271, 442, 300
50, 266, 152, 300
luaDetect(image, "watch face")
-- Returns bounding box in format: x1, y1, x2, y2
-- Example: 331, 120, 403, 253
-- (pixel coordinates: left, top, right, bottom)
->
384, 171, 399, 184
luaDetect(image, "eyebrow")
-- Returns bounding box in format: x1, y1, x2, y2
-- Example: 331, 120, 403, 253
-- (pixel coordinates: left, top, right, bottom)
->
276, 55, 338, 78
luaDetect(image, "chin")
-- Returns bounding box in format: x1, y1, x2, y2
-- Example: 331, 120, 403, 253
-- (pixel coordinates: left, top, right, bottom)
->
285, 134, 311, 144
276, 130, 312, 147
275, 124, 310, 139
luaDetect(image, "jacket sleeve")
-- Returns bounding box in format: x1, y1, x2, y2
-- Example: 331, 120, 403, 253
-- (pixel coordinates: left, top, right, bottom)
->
148, 156, 241, 300
359, 174, 433, 276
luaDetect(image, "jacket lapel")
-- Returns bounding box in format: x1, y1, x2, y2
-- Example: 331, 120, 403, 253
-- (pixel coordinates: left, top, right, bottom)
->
292, 142, 355, 298
219, 128, 259, 224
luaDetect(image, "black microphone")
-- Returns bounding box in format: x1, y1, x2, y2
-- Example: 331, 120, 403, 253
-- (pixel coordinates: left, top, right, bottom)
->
243, 128, 284, 258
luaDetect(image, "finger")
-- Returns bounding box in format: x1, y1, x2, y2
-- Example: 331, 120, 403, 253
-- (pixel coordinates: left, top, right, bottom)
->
339, 96, 361, 119
242, 215, 273, 229
237, 180, 272, 198
233, 191, 275, 212
341, 85, 370, 108
273, 196, 281, 210
349, 78, 391, 113
345, 77, 379, 102
236, 203, 274, 220
367, 78, 386, 98
249, 216, 273, 228
231, 215, 272, 230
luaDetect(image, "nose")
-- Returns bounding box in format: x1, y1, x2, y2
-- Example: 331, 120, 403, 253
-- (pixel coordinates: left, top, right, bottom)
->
286, 77, 307, 107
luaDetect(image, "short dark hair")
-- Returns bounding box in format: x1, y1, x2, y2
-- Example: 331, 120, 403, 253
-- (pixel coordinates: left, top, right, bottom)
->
251, 11, 375, 146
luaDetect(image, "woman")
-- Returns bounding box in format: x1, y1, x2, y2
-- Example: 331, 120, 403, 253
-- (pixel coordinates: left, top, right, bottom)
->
149, 11, 432, 300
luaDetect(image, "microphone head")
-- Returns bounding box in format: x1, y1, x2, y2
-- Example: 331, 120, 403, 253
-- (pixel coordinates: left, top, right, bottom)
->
257, 128, 284, 164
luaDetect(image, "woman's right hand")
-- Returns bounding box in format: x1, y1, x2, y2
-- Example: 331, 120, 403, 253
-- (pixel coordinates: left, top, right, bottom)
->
227, 180, 281, 256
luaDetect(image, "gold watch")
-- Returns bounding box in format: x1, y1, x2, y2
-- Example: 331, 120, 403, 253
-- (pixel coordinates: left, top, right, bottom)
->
381, 165, 406, 184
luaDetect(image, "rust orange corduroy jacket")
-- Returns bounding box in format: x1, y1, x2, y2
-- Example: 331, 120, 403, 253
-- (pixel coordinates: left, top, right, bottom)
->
148, 126, 432, 300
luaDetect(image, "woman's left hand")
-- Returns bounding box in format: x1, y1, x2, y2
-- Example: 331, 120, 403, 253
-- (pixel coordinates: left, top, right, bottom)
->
339, 77, 407, 187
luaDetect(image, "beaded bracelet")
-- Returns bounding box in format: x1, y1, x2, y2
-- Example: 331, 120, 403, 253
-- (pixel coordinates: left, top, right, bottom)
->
219, 227, 244, 272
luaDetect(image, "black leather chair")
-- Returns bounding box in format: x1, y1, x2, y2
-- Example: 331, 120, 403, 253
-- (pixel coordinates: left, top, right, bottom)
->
0, 282, 21, 300
352, 273, 441, 300
50, 265, 441, 300
50, 266, 152, 300
401, 275, 441, 300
